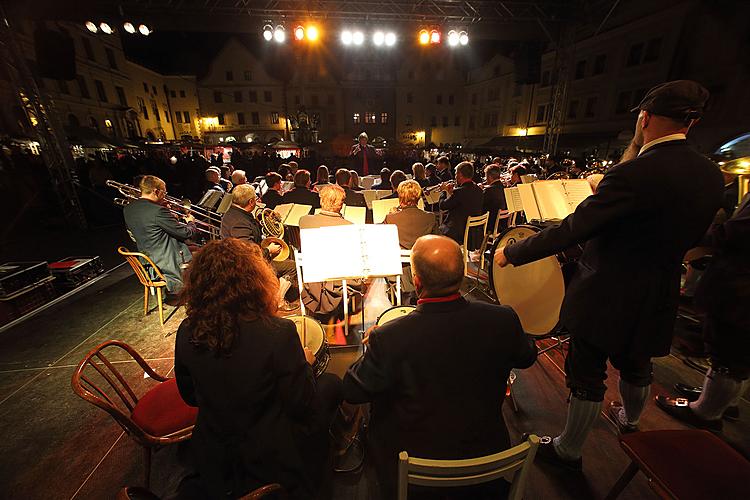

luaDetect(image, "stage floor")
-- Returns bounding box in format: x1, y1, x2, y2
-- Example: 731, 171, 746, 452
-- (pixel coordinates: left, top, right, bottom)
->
0, 266, 747, 499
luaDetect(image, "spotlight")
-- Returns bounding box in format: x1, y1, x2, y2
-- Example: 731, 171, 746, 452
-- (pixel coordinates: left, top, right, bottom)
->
273, 25, 285, 43
294, 25, 305, 41
373, 31, 385, 46
447, 30, 459, 46
352, 31, 364, 45
385, 32, 396, 46
341, 30, 353, 45
307, 25, 319, 41
85, 21, 98, 33
263, 24, 273, 41
418, 29, 429, 45
99, 22, 113, 35
430, 29, 440, 44
138, 24, 151, 36
459, 31, 469, 45
123, 22, 136, 34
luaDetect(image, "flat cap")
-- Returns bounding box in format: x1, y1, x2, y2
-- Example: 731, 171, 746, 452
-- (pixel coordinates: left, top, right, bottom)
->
631, 80, 709, 120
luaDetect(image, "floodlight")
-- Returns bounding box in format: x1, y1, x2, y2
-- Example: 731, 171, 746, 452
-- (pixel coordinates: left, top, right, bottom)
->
447, 30, 459, 46
123, 22, 136, 34
341, 30, 353, 45
273, 25, 285, 43
418, 29, 429, 45
85, 21, 98, 33
307, 25, 319, 41
263, 24, 273, 41
385, 32, 396, 46
294, 25, 305, 41
138, 24, 151, 36
352, 31, 364, 45
373, 31, 385, 46
459, 31, 469, 45
100, 22, 113, 35
430, 29, 440, 44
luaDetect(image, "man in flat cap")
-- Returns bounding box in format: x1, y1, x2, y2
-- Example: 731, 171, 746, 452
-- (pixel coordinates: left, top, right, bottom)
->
494, 80, 724, 470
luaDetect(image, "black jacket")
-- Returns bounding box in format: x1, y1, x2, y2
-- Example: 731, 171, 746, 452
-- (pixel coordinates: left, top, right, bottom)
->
343, 297, 536, 494
282, 187, 320, 209
342, 186, 367, 207
122, 198, 195, 292
175, 316, 317, 498
436, 167, 454, 183
505, 140, 723, 358
262, 189, 283, 209
349, 143, 379, 175
483, 182, 508, 230
220, 206, 272, 260
439, 181, 484, 242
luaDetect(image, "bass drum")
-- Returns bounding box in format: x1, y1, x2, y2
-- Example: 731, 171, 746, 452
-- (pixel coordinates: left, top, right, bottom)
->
489, 225, 565, 336
376, 306, 416, 326
287, 315, 330, 377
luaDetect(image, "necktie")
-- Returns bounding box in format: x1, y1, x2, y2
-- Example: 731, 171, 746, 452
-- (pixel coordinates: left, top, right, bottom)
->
362, 147, 369, 176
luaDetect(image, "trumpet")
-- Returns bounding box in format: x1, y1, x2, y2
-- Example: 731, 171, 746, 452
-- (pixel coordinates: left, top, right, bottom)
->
423, 180, 456, 194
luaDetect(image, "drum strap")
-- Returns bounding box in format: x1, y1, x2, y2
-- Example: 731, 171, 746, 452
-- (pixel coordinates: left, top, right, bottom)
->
416, 293, 461, 305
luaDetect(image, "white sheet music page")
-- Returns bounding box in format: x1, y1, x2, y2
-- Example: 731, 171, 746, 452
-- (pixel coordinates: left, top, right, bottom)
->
372, 198, 400, 224
284, 204, 312, 226
504, 187, 523, 213
516, 184, 542, 221
531, 181, 570, 220
273, 203, 294, 221
560, 179, 594, 211
342, 205, 367, 225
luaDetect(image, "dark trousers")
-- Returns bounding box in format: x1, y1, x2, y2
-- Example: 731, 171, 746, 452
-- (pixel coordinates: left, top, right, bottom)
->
703, 315, 750, 380
272, 259, 298, 300
565, 335, 653, 402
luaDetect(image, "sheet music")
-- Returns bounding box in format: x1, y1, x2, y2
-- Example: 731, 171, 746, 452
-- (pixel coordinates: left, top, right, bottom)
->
424, 189, 442, 205
274, 203, 293, 221
299, 225, 402, 282
504, 187, 524, 213
517, 184, 542, 221
284, 204, 312, 226
281, 181, 294, 193
560, 179, 594, 210
342, 205, 367, 225
372, 198, 400, 224
363, 190, 379, 209
531, 181, 570, 220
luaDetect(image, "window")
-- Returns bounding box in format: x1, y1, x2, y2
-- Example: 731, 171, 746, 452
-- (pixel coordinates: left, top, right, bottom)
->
164, 109, 170, 123
170, 90, 176, 98
226, 70, 234, 81
381, 112, 388, 124
264, 91, 272, 103
353, 113, 361, 124
104, 119, 114, 135
365, 112, 376, 124
542, 70, 551, 87
57, 79, 69, 94
510, 107, 519, 125
493, 65, 501, 77
430, 116, 437, 127
180, 90, 186, 98
482, 113, 490, 128
448, 94, 454, 105
175, 112, 182, 123
183, 111, 190, 123
94, 80, 107, 102
454, 116, 461, 127
405, 115, 412, 126
152, 86, 157, 95
328, 114, 336, 127
214, 91, 222, 103
81, 37, 94, 60
536, 103, 548, 123
294, 95, 300, 105
234, 91, 243, 103
644, 37, 662, 62
406, 92, 413, 104
152, 101, 160, 121
105, 48, 118, 70
488, 88, 500, 101
471, 93, 477, 105
270, 112, 279, 124
249, 90, 257, 103
436, 94, 442, 105
115, 86, 127, 106
251, 112, 260, 125
615, 90, 633, 114
469, 115, 476, 130
244, 70, 252, 81
327, 94, 334, 105
593, 54, 607, 75
575, 60, 586, 80
143, 82, 149, 93
442, 116, 449, 127
137, 97, 148, 119
217, 113, 225, 125
77, 76, 90, 99
237, 112, 245, 125
311, 94, 319, 106
567, 99, 579, 119
490, 112, 498, 127
627, 43, 644, 66
585, 96, 598, 117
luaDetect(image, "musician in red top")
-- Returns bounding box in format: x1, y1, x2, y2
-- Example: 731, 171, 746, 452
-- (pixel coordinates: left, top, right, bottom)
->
349, 132, 379, 176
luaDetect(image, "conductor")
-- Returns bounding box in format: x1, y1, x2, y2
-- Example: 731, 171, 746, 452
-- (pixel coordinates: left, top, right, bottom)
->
494, 80, 724, 469
349, 132, 378, 176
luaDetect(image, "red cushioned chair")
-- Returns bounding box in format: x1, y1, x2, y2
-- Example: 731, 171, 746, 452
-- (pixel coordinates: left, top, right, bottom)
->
72, 340, 197, 488
604, 429, 750, 500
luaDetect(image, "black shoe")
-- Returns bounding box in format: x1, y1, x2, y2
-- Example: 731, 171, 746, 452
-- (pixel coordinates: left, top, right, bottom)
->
654, 395, 723, 432
523, 434, 582, 472
607, 401, 639, 434
674, 383, 702, 402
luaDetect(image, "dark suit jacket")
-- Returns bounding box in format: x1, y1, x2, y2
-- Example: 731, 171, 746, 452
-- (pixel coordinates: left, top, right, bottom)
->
341, 186, 367, 207
349, 143, 379, 175
343, 297, 537, 494
262, 189, 283, 209
298, 211, 352, 230
483, 182, 508, 230
384, 206, 439, 249
439, 181, 485, 243
175, 316, 317, 498
220, 205, 272, 260
505, 140, 723, 358
436, 167, 454, 183
122, 198, 195, 292
283, 187, 320, 209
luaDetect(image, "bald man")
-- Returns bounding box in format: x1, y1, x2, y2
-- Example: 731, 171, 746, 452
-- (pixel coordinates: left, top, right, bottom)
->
343, 235, 537, 498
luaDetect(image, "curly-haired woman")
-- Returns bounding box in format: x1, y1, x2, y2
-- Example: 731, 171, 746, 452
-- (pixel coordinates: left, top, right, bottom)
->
174, 238, 342, 499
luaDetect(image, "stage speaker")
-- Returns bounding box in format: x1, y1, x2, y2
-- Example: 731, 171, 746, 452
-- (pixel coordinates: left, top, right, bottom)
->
514, 42, 542, 85
34, 28, 76, 81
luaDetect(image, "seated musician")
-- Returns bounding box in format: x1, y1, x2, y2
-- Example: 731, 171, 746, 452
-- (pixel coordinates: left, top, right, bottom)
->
424, 163, 440, 187
371, 167, 391, 190
335, 168, 367, 207
508, 164, 527, 186
383, 170, 407, 199
349, 169, 364, 191
262, 172, 283, 209
439, 161, 484, 243
175, 239, 343, 499
384, 180, 438, 249
299, 184, 351, 229
482, 164, 508, 231
343, 235, 537, 498
436, 156, 454, 183
204, 167, 225, 194
230, 169, 247, 187
122, 175, 196, 301
282, 169, 321, 209
220, 184, 297, 299
311, 165, 330, 191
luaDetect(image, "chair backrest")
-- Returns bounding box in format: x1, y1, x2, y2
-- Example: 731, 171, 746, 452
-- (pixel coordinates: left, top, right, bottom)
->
492, 210, 510, 238
71, 340, 173, 444
462, 212, 490, 273
397, 434, 540, 500
239, 483, 286, 499
118, 247, 167, 288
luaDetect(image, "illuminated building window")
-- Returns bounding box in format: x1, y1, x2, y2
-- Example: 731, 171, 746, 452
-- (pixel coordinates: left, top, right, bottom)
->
271, 112, 279, 124
365, 112, 376, 124
353, 113, 360, 124
381, 112, 388, 124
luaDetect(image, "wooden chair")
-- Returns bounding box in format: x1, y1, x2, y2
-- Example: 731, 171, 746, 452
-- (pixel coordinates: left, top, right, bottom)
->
118, 247, 169, 326
604, 430, 750, 500
397, 434, 539, 500
72, 340, 197, 488
116, 483, 285, 499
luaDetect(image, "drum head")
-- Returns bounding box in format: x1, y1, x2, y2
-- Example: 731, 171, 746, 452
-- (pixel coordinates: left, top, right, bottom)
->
288, 315, 324, 352
376, 306, 416, 326
491, 226, 565, 335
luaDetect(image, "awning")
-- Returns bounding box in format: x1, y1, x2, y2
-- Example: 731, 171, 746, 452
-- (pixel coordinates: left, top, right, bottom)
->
65, 126, 138, 149
477, 131, 623, 151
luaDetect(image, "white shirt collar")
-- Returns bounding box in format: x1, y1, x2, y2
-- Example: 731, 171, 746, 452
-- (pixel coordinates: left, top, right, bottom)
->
638, 133, 687, 156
